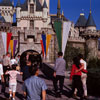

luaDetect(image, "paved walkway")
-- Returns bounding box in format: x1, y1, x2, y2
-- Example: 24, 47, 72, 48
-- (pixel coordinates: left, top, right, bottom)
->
0, 66, 100, 100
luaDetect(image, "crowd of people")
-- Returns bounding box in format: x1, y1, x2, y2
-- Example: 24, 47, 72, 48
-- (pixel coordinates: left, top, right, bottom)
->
0, 51, 88, 100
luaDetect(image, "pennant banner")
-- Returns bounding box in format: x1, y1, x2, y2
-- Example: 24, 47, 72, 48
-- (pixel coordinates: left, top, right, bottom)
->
10, 40, 13, 56
54, 21, 62, 52
13, 40, 17, 56
1, 32, 7, 54
40, 40, 44, 57
7, 33, 12, 52
62, 21, 71, 55
42, 34, 46, 55
46, 34, 52, 56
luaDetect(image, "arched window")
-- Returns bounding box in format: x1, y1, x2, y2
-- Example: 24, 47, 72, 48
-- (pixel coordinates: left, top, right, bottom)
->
30, 20, 34, 29
30, 4, 34, 13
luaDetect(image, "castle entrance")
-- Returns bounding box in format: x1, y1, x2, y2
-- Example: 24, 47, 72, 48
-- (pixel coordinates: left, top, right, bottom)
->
20, 49, 42, 69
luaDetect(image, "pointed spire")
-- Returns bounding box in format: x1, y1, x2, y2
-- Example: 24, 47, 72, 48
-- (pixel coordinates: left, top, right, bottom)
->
90, 0, 91, 13
43, 0, 47, 8
62, 10, 64, 16
75, 13, 87, 27
86, 0, 96, 27
16, 0, 21, 7
86, 12, 96, 27
57, 0, 61, 18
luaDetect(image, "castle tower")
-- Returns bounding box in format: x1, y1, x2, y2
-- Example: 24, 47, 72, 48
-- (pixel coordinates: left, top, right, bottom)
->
41, 0, 49, 13
16, 0, 21, 20
42, 0, 48, 20
82, 0, 99, 59
0, 0, 15, 23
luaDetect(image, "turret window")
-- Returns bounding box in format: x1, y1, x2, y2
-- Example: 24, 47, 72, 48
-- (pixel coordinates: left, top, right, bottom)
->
30, 20, 34, 29
30, 4, 34, 13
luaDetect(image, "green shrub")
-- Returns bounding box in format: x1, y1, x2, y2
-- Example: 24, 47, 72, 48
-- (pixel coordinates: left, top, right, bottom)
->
64, 45, 83, 69
87, 58, 100, 69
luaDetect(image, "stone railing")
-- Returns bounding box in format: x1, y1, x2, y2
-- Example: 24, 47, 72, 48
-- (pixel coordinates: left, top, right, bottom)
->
68, 36, 85, 43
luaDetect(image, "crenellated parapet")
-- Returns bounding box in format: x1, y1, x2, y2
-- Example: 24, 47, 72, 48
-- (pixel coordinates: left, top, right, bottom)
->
68, 36, 85, 43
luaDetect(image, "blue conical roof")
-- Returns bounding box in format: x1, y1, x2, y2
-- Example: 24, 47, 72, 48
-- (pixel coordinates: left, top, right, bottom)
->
43, 0, 47, 8
75, 13, 87, 27
86, 11, 96, 27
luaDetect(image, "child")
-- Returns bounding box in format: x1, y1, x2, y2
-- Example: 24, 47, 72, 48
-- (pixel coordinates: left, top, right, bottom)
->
5, 64, 22, 100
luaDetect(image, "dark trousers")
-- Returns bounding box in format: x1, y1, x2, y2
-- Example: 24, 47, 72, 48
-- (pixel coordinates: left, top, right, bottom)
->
0, 80, 5, 93
3, 66, 10, 93
72, 75, 84, 98
53, 75, 65, 93
3, 66, 10, 84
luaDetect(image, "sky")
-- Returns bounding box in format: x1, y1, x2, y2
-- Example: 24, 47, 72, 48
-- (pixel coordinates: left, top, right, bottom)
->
0, 0, 100, 29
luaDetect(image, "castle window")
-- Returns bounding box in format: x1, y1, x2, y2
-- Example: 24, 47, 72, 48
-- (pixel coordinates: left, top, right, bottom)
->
30, 4, 34, 13
27, 35, 35, 42
30, 20, 34, 29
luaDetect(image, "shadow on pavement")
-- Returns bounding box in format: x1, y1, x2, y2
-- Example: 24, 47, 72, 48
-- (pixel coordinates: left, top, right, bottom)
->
16, 92, 25, 100
0, 96, 9, 100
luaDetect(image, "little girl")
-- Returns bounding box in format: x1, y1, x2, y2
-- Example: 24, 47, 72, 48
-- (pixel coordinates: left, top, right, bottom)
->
5, 64, 22, 100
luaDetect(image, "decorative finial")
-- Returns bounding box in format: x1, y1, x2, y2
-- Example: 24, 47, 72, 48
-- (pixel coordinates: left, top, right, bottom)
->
62, 10, 64, 16
90, 0, 91, 13
57, 0, 61, 18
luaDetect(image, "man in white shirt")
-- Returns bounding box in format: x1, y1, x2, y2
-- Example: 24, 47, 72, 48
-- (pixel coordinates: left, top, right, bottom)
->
10, 56, 17, 65
79, 54, 87, 98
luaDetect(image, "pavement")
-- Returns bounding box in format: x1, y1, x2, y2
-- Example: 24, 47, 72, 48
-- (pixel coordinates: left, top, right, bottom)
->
0, 64, 100, 100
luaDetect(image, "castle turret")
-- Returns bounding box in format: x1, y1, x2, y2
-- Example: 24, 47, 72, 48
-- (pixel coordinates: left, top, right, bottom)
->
86, 0, 96, 31
86, 11, 96, 31
75, 13, 87, 28
42, 0, 48, 20
16, 0, 21, 19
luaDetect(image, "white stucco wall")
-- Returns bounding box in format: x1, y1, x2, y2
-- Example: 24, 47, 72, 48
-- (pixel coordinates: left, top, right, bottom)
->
17, 20, 29, 29
35, 20, 43, 30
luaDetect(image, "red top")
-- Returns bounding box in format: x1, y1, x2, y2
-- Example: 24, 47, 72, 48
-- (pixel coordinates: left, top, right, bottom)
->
70, 64, 88, 80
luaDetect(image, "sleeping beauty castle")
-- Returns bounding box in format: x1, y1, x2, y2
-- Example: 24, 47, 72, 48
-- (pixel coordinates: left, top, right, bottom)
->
0, 0, 100, 62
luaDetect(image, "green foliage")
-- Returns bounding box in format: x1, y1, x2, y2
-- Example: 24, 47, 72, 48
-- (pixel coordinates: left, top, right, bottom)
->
64, 45, 83, 68
64, 45, 83, 62
87, 58, 100, 69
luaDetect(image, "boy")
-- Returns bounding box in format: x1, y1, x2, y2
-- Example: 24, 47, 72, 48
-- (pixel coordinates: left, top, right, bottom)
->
23, 64, 47, 100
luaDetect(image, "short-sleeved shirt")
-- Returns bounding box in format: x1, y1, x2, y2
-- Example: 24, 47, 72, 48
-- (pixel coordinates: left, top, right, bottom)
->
6, 70, 20, 84
0, 64, 3, 80
10, 59, 17, 65
80, 59, 87, 70
23, 76, 47, 100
